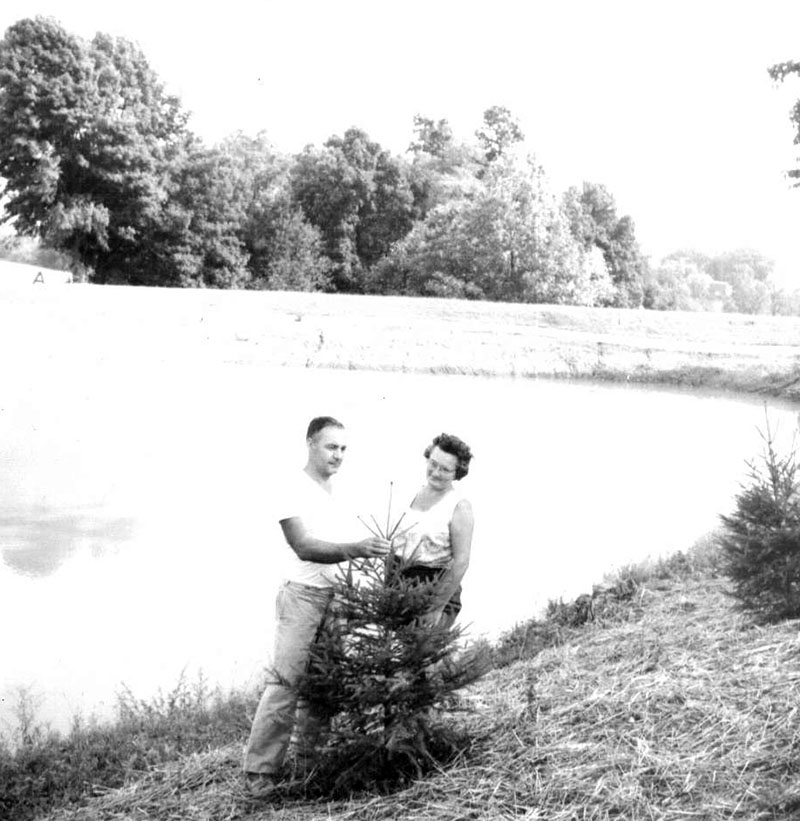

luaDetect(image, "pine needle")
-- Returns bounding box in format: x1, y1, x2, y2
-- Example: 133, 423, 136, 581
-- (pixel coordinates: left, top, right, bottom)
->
357, 515, 382, 539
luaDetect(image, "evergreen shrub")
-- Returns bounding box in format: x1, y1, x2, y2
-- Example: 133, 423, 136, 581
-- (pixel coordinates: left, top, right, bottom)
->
295, 553, 491, 795
718, 419, 800, 622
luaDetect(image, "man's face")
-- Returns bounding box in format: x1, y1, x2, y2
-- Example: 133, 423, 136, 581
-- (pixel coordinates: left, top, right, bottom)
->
307, 425, 348, 479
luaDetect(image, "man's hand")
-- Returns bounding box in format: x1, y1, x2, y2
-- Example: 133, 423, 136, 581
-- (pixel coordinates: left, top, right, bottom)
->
350, 536, 391, 559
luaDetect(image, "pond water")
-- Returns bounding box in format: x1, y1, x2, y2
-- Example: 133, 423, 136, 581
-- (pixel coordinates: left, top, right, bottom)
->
1, 357, 797, 738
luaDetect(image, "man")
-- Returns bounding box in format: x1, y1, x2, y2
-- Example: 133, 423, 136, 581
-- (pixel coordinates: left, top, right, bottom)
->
243, 416, 390, 797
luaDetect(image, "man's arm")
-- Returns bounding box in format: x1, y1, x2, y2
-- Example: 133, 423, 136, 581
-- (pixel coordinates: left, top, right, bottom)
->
280, 518, 390, 562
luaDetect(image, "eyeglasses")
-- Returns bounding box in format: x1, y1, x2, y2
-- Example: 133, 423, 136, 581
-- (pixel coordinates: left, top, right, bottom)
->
428, 457, 456, 476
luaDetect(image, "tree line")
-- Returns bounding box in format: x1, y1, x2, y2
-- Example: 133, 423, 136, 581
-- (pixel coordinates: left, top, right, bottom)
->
0, 16, 796, 315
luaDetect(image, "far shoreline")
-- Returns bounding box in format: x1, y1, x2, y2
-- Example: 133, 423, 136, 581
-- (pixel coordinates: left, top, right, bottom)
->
1, 281, 800, 403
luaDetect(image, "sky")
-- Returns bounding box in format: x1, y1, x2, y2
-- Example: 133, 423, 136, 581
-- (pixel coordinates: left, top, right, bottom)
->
3, 0, 800, 283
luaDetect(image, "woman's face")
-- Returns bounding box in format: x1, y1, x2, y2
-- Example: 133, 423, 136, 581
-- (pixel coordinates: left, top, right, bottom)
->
425, 446, 458, 492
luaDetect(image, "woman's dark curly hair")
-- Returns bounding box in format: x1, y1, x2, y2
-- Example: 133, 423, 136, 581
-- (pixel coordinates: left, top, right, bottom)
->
424, 433, 474, 481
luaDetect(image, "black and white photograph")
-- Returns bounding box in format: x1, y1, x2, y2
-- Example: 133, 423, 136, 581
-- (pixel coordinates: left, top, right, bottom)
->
2, 2, 800, 818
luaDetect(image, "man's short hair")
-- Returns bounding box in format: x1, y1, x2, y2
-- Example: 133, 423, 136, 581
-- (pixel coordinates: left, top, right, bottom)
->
306, 416, 345, 440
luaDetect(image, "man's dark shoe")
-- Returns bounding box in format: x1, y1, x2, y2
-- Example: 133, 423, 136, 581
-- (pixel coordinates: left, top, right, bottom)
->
244, 772, 278, 798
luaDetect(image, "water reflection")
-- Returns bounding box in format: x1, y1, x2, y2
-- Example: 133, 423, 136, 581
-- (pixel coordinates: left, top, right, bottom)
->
1, 365, 798, 739
0, 509, 137, 577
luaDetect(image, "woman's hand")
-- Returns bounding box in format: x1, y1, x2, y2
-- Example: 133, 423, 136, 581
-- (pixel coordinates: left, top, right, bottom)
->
417, 606, 445, 629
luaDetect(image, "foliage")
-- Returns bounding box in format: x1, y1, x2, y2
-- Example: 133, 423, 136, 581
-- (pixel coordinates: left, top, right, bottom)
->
475, 105, 524, 163
291, 127, 415, 292
28, 566, 800, 821
0, 673, 257, 821
644, 248, 778, 314
406, 116, 483, 223
369, 155, 614, 305
771, 284, 800, 316
295, 554, 490, 795
132, 140, 252, 288
247, 201, 332, 291
608, 534, 724, 585
2, 16, 778, 308
562, 182, 647, 307
643, 251, 722, 311
204, 131, 332, 292
0, 17, 189, 282
492, 538, 725, 670
707, 249, 775, 314
408, 114, 454, 158
718, 417, 800, 622
0, 234, 77, 273
768, 59, 800, 183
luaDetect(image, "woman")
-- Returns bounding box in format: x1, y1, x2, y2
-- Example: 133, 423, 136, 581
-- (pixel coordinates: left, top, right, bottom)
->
390, 433, 474, 629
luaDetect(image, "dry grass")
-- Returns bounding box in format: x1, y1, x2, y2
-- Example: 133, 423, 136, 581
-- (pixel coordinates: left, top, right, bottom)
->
41, 573, 800, 821
9, 283, 800, 818
2, 283, 800, 399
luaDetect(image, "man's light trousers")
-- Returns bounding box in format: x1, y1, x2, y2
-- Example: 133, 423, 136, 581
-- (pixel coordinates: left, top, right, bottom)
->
243, 581, 334, 775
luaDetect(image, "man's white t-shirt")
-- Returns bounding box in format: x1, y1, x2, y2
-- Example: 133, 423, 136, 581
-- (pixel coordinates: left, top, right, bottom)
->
276, 470, 361, 588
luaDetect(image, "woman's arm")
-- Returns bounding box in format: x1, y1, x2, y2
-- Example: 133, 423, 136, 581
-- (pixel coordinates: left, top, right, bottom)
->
427, 498, 474, 615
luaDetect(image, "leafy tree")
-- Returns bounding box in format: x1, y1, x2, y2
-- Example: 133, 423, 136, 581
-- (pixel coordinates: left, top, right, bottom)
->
0, 17, 189, 282
406, 116, 482, 222
606, 215, 647, 306
643, 254, 726, 312
707, 249, 774, 314
0, 234, 77, 274
475, 105, 524, 163
563, 183, 646, 307
408, 114, 454, 158
768, 60, 800, 183
217, 132, 331, 291
246, 200, 331, 291
295, 554, 489, 794
0, 18, 97, 236
369, 155, 612, 305
143, 142, 251, 288
771, 285, 800, 316
718, 418, 800, 622
643, 249, 778, 314
290, 128, 414, 292
290, 139, 365, 291
357, 147, 415, 268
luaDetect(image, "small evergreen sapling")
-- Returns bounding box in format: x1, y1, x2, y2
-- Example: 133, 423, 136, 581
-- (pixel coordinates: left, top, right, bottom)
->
719, 417, 800, 622
294, 495, 489, 794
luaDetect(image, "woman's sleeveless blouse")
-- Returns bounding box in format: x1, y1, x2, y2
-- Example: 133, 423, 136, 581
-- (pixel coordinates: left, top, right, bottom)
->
392, 489, 462, 569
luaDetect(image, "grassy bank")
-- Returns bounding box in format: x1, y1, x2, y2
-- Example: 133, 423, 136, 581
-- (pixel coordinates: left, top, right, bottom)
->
2, 284, 800, 401
4, 284, 800, 819
9, 539, 800, 820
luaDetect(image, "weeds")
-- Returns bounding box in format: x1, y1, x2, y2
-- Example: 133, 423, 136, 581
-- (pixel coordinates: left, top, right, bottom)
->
492, 534, 723, 668
2, 540, 726, 821
608, 532, 723, 586
0, 672, 259, 821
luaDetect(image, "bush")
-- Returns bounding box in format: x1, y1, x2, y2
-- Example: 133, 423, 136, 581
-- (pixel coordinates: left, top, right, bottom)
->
294, 555, 491, 796
490, 542, 727, 670
718, 418, 800, 622
0, 675, 257, 821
